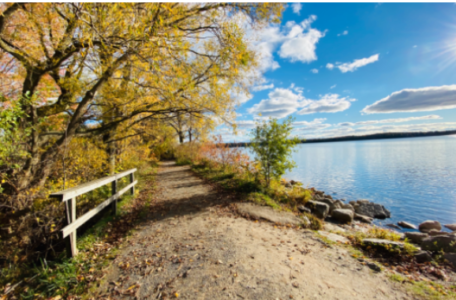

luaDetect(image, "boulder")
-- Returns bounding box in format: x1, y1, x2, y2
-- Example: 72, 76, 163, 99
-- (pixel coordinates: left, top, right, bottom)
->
236, 203, 302, 225
405, 232, 428, 245
421, 235, 456, 253
397, 221, 417, 230
415, 251, 433, 263
386, 223, 401, 230
341, 203, 354, 212
443, 253, 456, 268
354, 202, 391, 219
329, 201, 342, 214
444, 224, 456, 231
305, 201, 329, 219
349, 201, 358, 207
317, 198, 334, 207
354, 213, 373, 224
331, 209, 354, 224
362, 238, 404, 248
357, 199, 370, 204
428, 230, 451, 236
297, 205, 311, 214
418, 220, 442, 233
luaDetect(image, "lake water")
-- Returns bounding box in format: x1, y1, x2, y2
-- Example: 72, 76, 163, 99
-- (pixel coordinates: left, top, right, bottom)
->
281, 135, 456, 230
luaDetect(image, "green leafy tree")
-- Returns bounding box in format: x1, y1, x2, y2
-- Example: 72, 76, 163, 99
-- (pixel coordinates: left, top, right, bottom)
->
250, 117, 299, 188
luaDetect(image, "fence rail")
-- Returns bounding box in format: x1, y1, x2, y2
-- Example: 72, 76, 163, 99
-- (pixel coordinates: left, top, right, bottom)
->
50, 168, 137, 257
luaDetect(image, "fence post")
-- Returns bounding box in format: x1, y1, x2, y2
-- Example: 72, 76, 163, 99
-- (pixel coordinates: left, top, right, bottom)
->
112, 179, 117, 215
130, 172, 135, 195
65, 197, 78, 257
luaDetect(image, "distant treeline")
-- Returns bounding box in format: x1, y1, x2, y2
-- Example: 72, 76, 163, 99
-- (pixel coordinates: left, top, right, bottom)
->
224, 129, 456, 148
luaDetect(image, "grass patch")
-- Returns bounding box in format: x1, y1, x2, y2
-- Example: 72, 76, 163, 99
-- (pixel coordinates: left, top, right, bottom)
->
248, 192, 281, 210
389, 273, 456, 300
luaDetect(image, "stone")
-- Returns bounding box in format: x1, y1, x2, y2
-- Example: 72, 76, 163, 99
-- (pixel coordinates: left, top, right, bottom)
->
341, 203, 354, 212
397, 221, 417, 230
415, 251, 433, 263
405, 232, 428, 245
305, 200, 329, 219
362, 238, 404, 248
357, 199, 370, 204
366, 262, 382, 272
236, 203, 302, 225
428, 230, 451, 236
443, 253, 456, 267
421, 235, 456, 253
354, 202, 391, 219
329, 201, 342, 214
317, 198, 334, 207
301, 216, 310, 227
331, 209, 354, 224
318, 231, 349, 244
297, 205, 311, 214
354, 213, 373, 224
349, 201, 359, 207
386, 223, 401, 230
444, 224, 456, 231
418, 220, 442, 233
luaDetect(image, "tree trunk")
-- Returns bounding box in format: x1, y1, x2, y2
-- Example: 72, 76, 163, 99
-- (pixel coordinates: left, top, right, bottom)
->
179, 131, 185, 143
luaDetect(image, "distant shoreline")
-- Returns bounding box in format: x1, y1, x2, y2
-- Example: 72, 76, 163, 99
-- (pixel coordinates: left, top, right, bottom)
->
225, 129, 456, 147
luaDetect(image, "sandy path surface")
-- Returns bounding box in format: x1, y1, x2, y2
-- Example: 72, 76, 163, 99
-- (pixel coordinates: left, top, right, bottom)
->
97, 162, 415, 300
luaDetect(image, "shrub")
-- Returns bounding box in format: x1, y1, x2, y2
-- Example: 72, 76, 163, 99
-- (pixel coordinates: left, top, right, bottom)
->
250, 117, 299, 188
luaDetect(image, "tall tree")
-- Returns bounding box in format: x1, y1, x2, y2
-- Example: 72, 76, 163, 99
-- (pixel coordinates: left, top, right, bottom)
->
0, 3, 284, 198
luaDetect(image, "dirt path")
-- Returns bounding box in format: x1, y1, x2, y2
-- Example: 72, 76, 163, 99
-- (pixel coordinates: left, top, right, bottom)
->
96, 162, 414, 300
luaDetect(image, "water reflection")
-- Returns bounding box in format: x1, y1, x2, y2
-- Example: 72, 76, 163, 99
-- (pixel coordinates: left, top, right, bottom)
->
284, 136, 456, 226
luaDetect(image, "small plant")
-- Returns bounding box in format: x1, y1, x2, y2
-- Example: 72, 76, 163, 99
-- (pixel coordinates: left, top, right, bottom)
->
250, 117, 299, 188
302, 212, 322, 230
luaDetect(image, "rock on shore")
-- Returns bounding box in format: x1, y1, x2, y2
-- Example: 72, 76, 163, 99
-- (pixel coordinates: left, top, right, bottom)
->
418, 220, 442, 233
353, 201, 391, 219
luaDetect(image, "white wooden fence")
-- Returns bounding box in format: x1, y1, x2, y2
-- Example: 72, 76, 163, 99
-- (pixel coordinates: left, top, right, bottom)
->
50, 168, 137, 257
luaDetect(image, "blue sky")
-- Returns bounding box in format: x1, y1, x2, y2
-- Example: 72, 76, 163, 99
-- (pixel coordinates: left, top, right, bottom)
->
217, 3, 456, 142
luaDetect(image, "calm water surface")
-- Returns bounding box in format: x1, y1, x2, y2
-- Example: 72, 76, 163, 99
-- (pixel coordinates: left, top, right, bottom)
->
280, 135, 456, 228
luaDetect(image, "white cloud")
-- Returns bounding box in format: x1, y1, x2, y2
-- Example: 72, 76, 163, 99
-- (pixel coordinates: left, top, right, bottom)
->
252, 83, 274, 92
337, 30, 349, 36
234, 91, 253, 104
328, 54, 379, 73
356, 115, 442, 125
293, 118, 327, 126
291, 3, 302, 15
247, 88, 309, 118
362, 85, 456, 114
310, 68, 319, 74
297, 94, 355, 115
295, 122, 456, 140
247, 15, 325, 74
293, 118, 331, 131
278, 15, 325, 63
330, 84, 336, 89
413, 45, 418, 48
